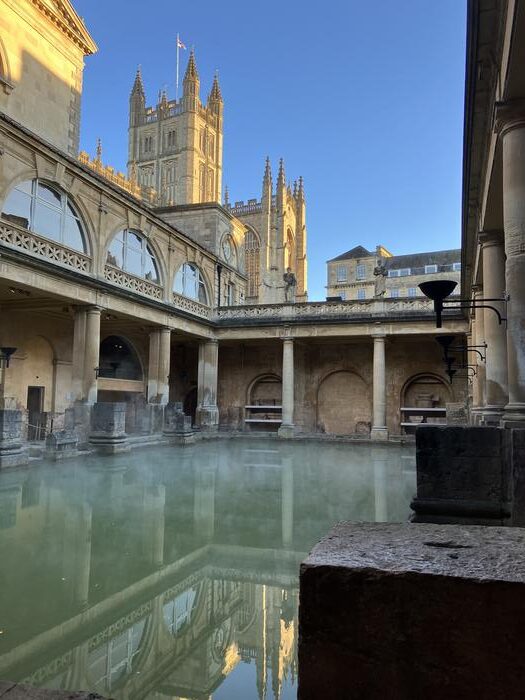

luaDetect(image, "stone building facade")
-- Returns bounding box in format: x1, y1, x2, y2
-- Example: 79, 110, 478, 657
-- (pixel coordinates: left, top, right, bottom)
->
0, 0, 469, 464
327, 245, 461, 301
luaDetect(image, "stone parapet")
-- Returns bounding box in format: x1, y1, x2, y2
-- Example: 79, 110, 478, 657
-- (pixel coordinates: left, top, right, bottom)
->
299, 522, 525, 700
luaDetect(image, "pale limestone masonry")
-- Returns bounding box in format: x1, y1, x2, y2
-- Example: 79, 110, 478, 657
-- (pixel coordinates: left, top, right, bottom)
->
0, 0, 97, 155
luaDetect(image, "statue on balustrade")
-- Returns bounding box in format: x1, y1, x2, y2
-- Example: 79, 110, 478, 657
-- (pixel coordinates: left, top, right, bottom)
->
373, 259, 388, 298
283, 268, 296, 303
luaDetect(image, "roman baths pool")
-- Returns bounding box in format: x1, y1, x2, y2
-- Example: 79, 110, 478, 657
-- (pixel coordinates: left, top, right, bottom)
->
0, 439, 415, 699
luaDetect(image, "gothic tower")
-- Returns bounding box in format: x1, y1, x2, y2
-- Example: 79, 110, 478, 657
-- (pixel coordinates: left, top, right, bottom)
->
127, 51, 223, 206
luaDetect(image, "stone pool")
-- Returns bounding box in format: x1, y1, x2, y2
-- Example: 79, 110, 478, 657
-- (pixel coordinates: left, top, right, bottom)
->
0, 439, 415, 699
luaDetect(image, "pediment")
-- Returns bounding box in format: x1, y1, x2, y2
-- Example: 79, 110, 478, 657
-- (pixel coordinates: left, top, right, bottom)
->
32, 0, 98, 55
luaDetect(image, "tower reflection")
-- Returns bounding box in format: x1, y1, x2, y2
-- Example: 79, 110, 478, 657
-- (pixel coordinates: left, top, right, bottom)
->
0, 440, 415, 699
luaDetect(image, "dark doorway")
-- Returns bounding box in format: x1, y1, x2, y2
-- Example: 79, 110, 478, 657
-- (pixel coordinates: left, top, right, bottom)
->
184, 387, 198, 425
27, 386, 46, 441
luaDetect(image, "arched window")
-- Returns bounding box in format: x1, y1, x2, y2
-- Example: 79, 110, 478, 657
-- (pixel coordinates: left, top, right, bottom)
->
107, 229, 159, 282
1, 179, 87, 252
244, 229, 260, 298
174, 262, 208, 304
98, 336, 143, 380
285, 229, 295, 270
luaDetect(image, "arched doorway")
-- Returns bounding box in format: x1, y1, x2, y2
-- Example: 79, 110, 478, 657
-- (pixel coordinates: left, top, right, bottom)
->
317, 370, 371, 435
98, 336, 143, 380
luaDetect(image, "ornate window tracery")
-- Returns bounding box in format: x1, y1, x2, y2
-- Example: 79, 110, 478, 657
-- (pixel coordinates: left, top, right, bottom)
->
107, 229, 159, 282
174, 262, 208, 304
244, 229, 260, 298
1, 179, 87, 252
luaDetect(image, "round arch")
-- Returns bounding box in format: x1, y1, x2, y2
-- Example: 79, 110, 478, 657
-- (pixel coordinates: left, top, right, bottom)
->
0, 178, 92, 255
401, 372, 452, 408
173, 261, 210, 304
104, 226, 165, 286
246, 373, 282, 407
316, 369, 371, 435
98, 335, 144, 380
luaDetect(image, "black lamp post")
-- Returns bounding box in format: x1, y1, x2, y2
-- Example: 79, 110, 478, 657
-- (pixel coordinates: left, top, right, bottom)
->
0, 347, 17, 369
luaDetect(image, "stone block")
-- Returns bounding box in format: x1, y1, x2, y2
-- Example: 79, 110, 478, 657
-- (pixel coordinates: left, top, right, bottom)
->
509, 429, 525, 526
299, 522, 525, 700
89, 402, 128, 454
163, 402, 195, 444
0, 409, 27, 468
411, 426, 510, 524
45, 430, 78, 461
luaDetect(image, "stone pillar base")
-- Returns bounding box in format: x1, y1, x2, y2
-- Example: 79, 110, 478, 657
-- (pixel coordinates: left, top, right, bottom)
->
0, 410, 27, 469
278, 423, 295, 439
89, 402, 129, 455
370, 427, 389, 441
164, 402, 195, 445
480, 405, 505, 426
501, 403, 525, 429
195, 405, 219, 431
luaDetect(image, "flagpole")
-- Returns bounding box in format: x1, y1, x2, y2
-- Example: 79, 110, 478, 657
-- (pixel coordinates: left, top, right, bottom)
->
176, 33, 179, 101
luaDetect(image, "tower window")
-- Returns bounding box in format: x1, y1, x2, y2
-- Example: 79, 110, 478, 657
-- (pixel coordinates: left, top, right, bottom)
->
166, 130, 176, 149
143, 136, 154, 153
245, 229, 260, 298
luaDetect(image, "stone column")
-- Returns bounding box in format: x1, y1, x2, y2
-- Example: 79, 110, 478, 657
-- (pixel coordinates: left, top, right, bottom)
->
196, 339, 219, 430
371, 333, 388, 441
71, 307, 87, 401
83, 306, 101, 404
479, 233, 508, 423
470, 286, 486, 423
497, 102, 525, 427
278, 337, 295, 438
147, 327, 171, 405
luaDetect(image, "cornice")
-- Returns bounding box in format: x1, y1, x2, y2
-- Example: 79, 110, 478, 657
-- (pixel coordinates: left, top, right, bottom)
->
29, 0, 98, 55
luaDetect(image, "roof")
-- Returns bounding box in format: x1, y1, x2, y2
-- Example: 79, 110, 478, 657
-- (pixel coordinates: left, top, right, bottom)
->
384, 249, 461, 269
32, 0, 98, 55
328, 245, 373, 262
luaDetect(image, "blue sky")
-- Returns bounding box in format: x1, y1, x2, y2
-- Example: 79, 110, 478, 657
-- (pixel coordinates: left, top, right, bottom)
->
75, 0, 466, 301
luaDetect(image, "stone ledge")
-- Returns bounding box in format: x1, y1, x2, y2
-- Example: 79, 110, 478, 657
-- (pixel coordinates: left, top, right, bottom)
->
0, 681, 106, 700
299, 522, 525, 699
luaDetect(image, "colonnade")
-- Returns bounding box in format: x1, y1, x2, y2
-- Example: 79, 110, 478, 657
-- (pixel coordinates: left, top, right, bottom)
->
472, 102, 525, 428
70, 306, 391, 438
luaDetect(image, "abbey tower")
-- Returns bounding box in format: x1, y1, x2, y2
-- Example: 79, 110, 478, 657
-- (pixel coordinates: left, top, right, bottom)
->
128, 50, 223, 206
127, 50, 307, 304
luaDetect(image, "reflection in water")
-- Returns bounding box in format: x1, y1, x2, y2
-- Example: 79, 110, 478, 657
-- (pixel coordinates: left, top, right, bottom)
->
0, 440, 415, 699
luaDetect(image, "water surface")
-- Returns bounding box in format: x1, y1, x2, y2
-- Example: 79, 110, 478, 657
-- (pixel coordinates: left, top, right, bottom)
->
0, 439, 415, 699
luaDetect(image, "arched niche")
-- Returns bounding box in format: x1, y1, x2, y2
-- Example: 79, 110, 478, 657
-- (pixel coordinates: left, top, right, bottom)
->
98, 336, 143, 380
401, 373, 451, 409
247, 373, 282, 406
317, 370, 371, 435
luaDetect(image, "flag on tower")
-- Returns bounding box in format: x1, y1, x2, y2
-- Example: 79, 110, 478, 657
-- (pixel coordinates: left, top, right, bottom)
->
177, 37, 186, 50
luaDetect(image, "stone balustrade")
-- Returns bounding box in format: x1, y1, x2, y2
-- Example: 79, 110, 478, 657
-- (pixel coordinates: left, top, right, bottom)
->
172, 292, 212, 319
214, 297, 455, 324
0, 220, 92, 273
228, 199, 263, 215
104, 265, 163, 300
78, 151, 143, 199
